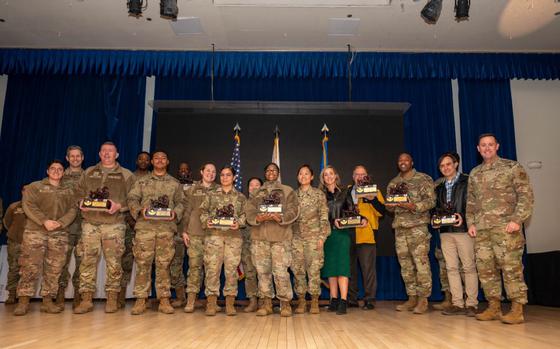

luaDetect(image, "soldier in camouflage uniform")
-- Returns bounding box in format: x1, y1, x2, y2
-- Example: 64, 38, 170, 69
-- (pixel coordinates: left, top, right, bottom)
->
57, 145, 85, 309
386, 153, 435, 314
119, 151, 151, 308
14, 160, 77, 316
199, 166, 247, 316
466, 134, 534, 324
292, 165, 330, 314
246, 163, 300, 317
3, 187, 27, 304
240, 177, 262, 312
73, 142, 133, 314
170, 162, 193, 308
181, 163, 218, 313
128, 150, 184, 315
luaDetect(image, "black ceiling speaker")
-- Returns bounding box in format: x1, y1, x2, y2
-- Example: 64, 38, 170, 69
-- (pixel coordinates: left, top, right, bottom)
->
160, 0, 178, 20
421, 0, 443, 24
455, 0, 470, 22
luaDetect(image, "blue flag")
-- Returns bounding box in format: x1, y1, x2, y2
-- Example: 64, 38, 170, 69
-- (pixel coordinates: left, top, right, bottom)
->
320, 124, 329, 171
231, 127, 243, 192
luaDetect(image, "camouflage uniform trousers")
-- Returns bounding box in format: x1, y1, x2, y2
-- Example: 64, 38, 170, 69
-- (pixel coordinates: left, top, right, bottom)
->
17, 230, 68, 297
186, 235, 205, 294
170, 235, 186, 290
6, 238, 22, 294
78, 222, 125, 294
291, 236, 324, 297
120, 225, 135, 288
241, 233, 258, 298
435, 246, 449, 292
204, 235, 243, 297
251, 240, 293, 302
395, 226, 433, 298
475, 226, 528, 304
58, 219, 82, 292
133, 229, 175, 299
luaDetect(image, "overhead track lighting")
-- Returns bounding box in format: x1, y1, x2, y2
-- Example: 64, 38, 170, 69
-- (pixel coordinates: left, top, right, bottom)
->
455, 0, 470, 21
420, 0, 443, 24
127, 0, 147, 18
160, 0, 179, 20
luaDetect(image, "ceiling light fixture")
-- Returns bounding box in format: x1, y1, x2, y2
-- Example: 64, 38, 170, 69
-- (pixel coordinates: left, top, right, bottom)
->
127, 0, 147, 18
160, 0, 178, 20
420, 0, 443, 24
455, 0, 470, 21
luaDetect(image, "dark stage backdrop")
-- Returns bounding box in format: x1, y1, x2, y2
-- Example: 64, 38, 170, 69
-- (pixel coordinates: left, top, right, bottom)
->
155, 111, 404, 257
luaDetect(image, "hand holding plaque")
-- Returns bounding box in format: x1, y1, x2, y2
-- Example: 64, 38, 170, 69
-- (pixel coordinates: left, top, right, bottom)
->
81, 186, 112, 211
209, 204, 237, 229
386, 182, 410, 205
431, 202, 459, 228
144, 195, 174, 220
355, 175, 378, 199
337, 206, 363, 228
259, 192, 283, 215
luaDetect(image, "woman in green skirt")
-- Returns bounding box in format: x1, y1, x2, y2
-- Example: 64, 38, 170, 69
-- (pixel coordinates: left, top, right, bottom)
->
319, 165, 367, 315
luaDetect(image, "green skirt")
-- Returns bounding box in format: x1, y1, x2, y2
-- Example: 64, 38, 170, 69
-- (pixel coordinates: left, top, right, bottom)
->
321, 228, 351, 278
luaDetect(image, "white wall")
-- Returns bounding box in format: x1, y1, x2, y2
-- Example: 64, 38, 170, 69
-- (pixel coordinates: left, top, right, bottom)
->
511, 79, 560, 254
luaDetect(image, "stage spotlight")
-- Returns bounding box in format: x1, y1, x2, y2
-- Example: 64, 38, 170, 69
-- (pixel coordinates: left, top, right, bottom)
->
420, 0, 443, 24
455, 0, 470, 21
160, 0, 178, 20
127, 0, 146, 18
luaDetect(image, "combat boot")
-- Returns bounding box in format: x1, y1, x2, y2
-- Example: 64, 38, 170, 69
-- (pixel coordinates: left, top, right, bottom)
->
131, 298, 146, 315
396, 296, 417, 312
413, 297, 429, 314
205, 295, 218, 316
41, 297, 62, 314
294, 297, 306, 314
226, 296, 237, 316
256, 297, 273, 316
171, 286, 186, 308
118, 286, 127, 309
280, 300, 292, 317
13, 296, 30, 316
159, 298, 175, 314
5, 291, 17, 305
183, 292, 197, 313
55, 287, 66, 309
310, 296, 320, 314
73, 292, 94, 314
72, 293, 81, 310
501, 302, 524, 324
244, 296, 258, 313
432, 291, 452, 311
476, 299, 502, 321
105, 291, 119, 313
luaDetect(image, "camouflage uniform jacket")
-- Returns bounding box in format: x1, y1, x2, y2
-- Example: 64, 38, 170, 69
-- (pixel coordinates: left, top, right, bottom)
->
61, 167, 84, 224
199, 187, 247, 238
76, 162, 133, 225
246, 180, 300, 242
466, 157, 534, 230
386, 169, 435, 229
181, 181, 218, 237
127, 173, 185, 233
3, 201, 26, 243
293, 186, 331, 241
23, 178, 77, 233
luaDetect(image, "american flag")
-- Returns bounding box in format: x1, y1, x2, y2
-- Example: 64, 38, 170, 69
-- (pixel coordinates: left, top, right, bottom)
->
230, 123, 243, 192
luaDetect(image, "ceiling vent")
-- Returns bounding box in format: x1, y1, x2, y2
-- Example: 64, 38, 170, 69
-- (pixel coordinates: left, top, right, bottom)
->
170, 17, 204, 35
328, 17, 360, 36
213, 0, 391, 7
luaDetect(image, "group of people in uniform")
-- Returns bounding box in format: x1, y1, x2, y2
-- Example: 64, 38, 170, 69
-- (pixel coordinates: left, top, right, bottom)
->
0, 133, 533, 325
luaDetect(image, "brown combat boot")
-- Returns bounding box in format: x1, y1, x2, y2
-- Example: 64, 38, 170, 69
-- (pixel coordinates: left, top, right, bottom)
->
396, 296, 417, 312
40, 297, 62, 314
476, 299, 502, 321
280, 300, 292, 317
118, 286, 127, 309
432, 291, 452, 311
73, 292, 94, 314
501, 302, 524, 325
310, 296, 320, 314
158, 297, 175, 314
55, 287, 66, 309
226, 296, 237, 316
295, 297, 306, 314
256, 297, 273, 316
13, 296, 30, 316
5, 291, 17, 305
72, 293, 81, 310
244, 296, 258, 313
413, 297, 429, 314
105, 291, 119, 313
205, 295, 218, 316
183, 292, 197, 313
131, 298, 146, 315
171, 286, 186, 308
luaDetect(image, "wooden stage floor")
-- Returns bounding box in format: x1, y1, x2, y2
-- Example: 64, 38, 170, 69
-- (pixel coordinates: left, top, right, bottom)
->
1, 301, 559, 349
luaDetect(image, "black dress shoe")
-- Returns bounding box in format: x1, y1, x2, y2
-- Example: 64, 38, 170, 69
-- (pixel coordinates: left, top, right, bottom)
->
328, 298, 339, 312
337, 299, 348, 315
362, 300, 375, 310
347, 300, 359, 308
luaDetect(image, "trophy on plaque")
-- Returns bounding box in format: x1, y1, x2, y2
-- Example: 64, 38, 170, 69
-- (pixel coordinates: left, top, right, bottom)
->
81, 186, 112, 211
431, 202, 459, 228
259, 192, 283, 215
338, 206, 363, 228
209, 203, 237, 229
355, 175, 378, 198
386, 182, 410, 204
144, 195, 173, 220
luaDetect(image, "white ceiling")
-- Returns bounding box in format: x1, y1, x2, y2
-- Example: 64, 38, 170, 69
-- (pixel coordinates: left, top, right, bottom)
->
0, 0, 559, 52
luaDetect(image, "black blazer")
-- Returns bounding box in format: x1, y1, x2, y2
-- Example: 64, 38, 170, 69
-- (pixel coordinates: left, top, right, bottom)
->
324, 187, 355, 226
434, 173, 468, 233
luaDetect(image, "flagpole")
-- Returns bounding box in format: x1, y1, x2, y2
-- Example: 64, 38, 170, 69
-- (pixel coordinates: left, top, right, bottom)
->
321, 123, 329, 171
272, 125, 281, 183
231, 122, 242, 192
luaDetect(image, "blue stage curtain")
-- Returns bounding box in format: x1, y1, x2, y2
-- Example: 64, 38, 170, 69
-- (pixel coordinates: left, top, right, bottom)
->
458, 79, 517, 172
0, 75, 146, 206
